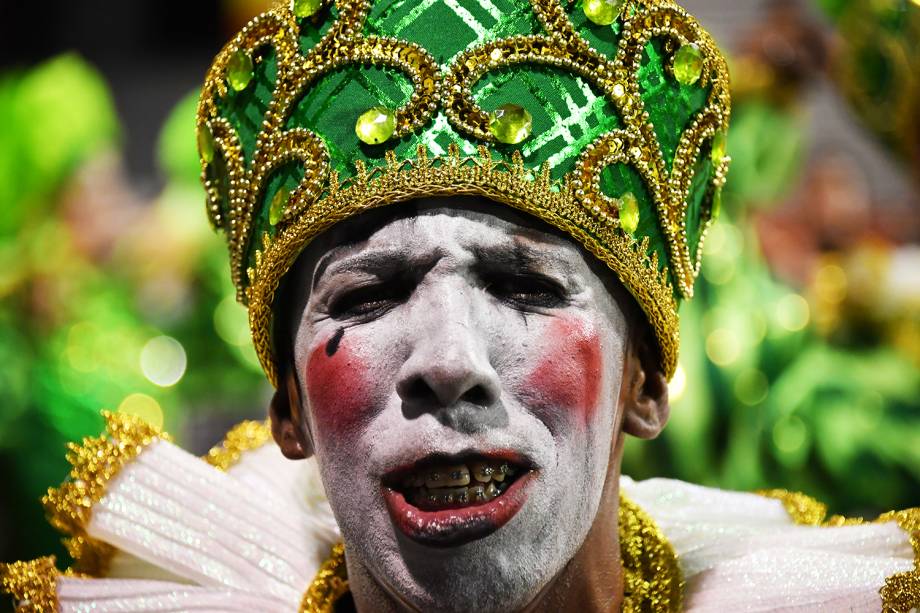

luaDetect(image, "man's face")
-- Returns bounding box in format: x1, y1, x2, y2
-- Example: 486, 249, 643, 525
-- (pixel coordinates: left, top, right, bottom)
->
290, 199, 631, 612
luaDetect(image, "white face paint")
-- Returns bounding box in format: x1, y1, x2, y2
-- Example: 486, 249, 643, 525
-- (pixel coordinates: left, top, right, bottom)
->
289, 198, 630, 612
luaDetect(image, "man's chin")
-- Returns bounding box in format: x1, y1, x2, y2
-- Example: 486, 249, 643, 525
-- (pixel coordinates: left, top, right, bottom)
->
381, 470, 538, 547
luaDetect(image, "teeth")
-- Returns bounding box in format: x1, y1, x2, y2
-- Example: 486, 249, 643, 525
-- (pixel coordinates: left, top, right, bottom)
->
471, 461, 496, 483
425, 464, 470, 487
401, 458, 522, 507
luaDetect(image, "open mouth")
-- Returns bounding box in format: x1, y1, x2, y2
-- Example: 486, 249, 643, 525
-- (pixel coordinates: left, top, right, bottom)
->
382, 453, 536, 547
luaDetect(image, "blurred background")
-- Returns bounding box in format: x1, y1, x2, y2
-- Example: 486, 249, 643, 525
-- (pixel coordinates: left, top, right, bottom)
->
0, 0, 918, 578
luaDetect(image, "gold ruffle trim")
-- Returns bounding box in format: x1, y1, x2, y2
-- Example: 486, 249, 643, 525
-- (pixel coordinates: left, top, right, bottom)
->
203, 419, 272, 470
43, 412, 166, 542
300, 494, 682, 612
759, 488, 920, 611
0, 557, 58, 613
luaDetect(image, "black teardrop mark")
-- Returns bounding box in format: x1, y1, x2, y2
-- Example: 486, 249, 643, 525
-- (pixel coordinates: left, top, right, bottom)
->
325, 327, 345, 357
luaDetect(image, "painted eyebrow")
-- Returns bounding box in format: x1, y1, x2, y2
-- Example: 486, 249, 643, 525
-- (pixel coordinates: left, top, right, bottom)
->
470, 241, 573, 275
312, 247, 439, 290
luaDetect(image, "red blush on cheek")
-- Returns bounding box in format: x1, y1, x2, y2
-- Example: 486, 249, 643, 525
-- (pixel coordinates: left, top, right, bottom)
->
523, 316, 603, 424
305, 332, 374, 435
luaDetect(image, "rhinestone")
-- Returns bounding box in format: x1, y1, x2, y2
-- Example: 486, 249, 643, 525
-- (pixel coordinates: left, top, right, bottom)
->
618, 192, 640, 234
227, 49, 254, 91
673, 43, 703, 86
269, 187, 290, 226
355, 106, 396, 145
488, 104, 532, 144
711, 129, 727, 164
292, 0, 322, 18
583, 0, 623, 25
612, 82, 626, 98
197, 124, 215, 164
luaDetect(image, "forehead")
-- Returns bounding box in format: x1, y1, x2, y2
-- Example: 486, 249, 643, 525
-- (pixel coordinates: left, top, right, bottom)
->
307, 196, 588, 275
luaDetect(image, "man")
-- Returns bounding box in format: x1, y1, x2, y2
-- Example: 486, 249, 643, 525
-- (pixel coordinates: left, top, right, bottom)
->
2, 0, 917, 611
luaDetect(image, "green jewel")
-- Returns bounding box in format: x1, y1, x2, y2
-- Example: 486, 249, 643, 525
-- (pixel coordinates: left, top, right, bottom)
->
711, 187, 722, 221
227, 49, 254, 91
355, 106, 396, 145
582, 0, 622, 26
355, 107, 396, 145
618, 192, 640, 234
197, 124, 215, 164
489, 104, 532, 145
292, 0, 322, 18
269, 187, 290, 226
673, 44, 703, 86
711, 130, 727, 164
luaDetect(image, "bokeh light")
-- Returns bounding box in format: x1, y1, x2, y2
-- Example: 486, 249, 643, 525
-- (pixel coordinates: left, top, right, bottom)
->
117, 393, 164, 430
139, 335, 187, 387
775, 293, 810, 331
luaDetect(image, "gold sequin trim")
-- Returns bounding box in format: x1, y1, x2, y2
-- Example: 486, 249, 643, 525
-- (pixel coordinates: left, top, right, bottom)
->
0, 557, 58, 613
300, 495, 681, 612
204, 419, 273, 470
758, 488, 920, 611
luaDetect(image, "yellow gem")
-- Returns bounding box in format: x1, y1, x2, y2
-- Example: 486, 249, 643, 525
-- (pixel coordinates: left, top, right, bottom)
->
711, 129, 727, 164
673, 44, 703, 86
583, 0, 623, 25
618, 192, 640, 234
227, 49, 254, 91
292, 0, 322, 18
489, 104, 532, 145
490, 48, 503, 61
269, 187, 290, 226
197, 124, 215, 164
611, 82, 626, 98
355, 107, 396, 145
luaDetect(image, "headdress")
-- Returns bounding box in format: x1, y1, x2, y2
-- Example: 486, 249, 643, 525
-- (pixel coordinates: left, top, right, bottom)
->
196, 0, 732, 384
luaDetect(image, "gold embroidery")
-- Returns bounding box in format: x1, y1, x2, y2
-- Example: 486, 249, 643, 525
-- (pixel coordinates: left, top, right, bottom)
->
299, 495, 682, 612
759, 488, 920, 611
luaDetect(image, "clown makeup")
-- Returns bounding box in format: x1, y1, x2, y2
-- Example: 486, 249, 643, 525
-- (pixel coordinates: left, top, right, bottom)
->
289, 197, 631, 613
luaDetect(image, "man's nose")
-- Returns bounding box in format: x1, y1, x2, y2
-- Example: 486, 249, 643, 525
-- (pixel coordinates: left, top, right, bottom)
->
395, 289, 501, 410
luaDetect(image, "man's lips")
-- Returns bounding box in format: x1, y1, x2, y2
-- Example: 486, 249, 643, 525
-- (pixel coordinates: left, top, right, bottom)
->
381, 451, 536, 547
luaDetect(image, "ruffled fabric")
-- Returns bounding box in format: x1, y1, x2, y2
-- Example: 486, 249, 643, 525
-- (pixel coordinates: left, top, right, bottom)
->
53, 428, 340, 612
621, 477, 916, 612
3, 418, 916, 612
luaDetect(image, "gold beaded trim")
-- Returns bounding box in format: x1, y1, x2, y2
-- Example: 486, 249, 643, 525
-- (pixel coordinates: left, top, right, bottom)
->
246, 144, 679, 386
758, 489, 920, 611
299, 495, 681, 612
197, 0, 731, 385
204, 419, 273, 470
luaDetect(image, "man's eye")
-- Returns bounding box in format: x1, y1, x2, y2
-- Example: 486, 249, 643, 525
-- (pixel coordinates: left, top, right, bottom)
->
486, 274, 567, 309
328, 281, 411, 319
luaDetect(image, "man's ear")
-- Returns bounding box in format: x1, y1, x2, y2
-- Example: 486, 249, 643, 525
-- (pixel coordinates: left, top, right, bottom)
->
269, 369, 315, 460
620, 328, 670, 440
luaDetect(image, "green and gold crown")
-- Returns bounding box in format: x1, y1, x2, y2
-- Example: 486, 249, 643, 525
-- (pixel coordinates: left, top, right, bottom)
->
196, 0, 731, 385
